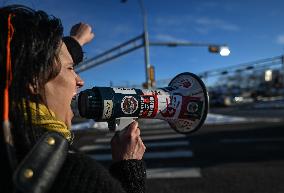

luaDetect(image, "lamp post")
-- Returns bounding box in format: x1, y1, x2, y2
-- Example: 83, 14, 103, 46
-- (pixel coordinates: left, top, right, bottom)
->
122, 0, 152, 88
282, 55, 284, 87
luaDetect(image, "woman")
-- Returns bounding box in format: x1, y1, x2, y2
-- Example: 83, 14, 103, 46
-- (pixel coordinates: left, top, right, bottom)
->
0, 4, 146, 193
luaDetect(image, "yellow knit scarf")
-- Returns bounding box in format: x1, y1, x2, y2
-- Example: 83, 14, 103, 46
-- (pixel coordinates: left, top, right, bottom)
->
24, 101, 72, 141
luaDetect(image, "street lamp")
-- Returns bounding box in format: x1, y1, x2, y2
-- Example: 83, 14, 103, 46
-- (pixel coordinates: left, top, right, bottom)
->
208, 45, 230, 56
219, 46, 230, 56
150, 42, 230, 57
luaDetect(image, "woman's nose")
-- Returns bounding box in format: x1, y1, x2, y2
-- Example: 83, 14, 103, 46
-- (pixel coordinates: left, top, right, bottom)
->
76, 75, 84, 88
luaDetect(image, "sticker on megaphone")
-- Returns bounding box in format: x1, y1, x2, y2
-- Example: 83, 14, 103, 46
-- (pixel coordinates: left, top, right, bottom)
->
74, 72, 208, 134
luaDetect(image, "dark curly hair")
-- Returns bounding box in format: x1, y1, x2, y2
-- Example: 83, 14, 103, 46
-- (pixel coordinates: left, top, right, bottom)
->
0, 5, 64, 190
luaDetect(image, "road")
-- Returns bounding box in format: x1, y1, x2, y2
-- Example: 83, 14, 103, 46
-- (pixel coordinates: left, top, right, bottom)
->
73, 106, 284, 193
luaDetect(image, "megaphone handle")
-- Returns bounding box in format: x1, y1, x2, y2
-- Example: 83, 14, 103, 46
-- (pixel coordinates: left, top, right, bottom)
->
108, 117, 137, 132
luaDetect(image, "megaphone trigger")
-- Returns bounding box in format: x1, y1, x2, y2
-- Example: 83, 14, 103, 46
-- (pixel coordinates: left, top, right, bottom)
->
108, 117, 137, 132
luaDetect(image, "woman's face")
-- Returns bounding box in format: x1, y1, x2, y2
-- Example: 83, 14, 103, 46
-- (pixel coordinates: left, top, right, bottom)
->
44, 42, 84, 128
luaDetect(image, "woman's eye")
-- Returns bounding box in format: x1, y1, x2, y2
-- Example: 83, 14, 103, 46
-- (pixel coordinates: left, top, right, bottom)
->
68, 66, 74, 70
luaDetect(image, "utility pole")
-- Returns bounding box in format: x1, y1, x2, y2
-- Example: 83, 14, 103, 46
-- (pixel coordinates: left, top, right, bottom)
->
282, 55, 284, 87
138, 0, 151, 88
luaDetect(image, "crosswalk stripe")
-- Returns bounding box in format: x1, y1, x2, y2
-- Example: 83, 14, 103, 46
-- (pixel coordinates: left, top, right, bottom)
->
142, 134, 187, 141
147, 167, 201, 178
102, 127, 178, 137
90, 150, 193, 161
80, 144, 110, 151
141, 129, 176, 135
80, 140, 190, 151
141, 124, 171, 129
145, 140, 190, 147
95, 133, 187, 143
145, 150, 193, 159
220, 137, 284, 143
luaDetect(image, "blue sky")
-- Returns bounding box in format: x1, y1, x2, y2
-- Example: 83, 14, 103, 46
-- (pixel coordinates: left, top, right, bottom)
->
2, 0, 284, 89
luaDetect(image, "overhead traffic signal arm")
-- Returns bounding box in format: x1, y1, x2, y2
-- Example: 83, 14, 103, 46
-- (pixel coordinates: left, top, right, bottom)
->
75, 34, 145, 73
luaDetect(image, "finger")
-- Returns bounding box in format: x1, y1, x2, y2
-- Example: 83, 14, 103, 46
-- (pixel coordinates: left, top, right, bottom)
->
88, 32, 95, 42
126, 121, 138, 136
91, 32, 95, 38
135, 126, 141, 136
132, 136, 140, 152
135, 137, 146, 160
138, 136, 146, 150
70, 23, 81, 35
111, 131, 120, 144
129, 120, 138, 128
135, 136, 145, 150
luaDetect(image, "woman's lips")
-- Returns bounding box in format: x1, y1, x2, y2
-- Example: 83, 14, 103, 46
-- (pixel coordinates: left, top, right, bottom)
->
72, 91, 78, 100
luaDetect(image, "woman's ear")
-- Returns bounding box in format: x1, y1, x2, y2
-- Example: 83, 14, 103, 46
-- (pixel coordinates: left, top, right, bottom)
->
28, 83, 45, 103
28, 83, 39, 94
28, 75, 45, 95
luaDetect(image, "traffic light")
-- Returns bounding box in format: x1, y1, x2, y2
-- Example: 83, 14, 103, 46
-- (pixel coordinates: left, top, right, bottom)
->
149, 65, 156, 88
149, 65, 155, 82
208, 45, 219, 53
142, 65, 156, 89
142, 82, 148, 89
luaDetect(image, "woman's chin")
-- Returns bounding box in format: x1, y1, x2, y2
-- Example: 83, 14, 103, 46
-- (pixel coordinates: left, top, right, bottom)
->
66, 119, 72, 129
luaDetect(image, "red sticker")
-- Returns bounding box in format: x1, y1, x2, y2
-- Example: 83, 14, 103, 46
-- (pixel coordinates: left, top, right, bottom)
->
160, 96, 180, 118
140, 95, 158, 118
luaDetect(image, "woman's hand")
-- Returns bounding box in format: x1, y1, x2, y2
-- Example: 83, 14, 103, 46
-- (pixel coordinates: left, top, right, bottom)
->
111, 121, 146, 162
70, 23, 94, 46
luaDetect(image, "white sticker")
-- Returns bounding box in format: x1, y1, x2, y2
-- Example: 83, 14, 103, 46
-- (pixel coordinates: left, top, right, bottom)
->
121, 96, 138, 115
113, 88, 136, 94
103, 100, 113, 119
141, 89, 167, 95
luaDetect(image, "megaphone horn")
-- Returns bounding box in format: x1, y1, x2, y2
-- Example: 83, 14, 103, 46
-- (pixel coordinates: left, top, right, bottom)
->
75, 72, 208, 134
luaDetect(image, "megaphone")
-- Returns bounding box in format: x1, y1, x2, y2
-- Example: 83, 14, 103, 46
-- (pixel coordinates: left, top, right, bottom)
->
74, 72, 208, 134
